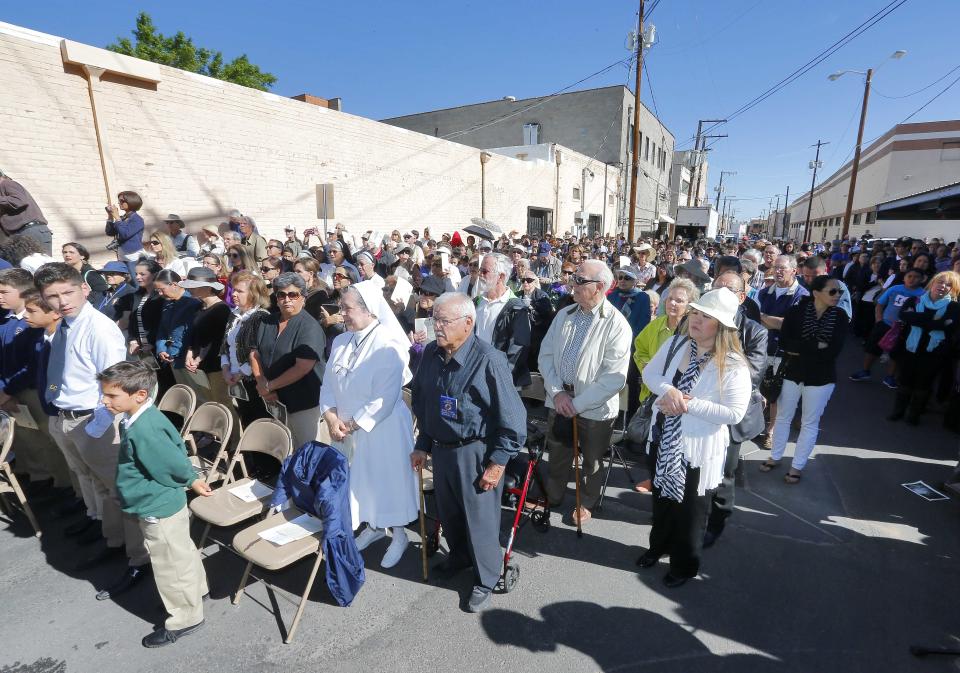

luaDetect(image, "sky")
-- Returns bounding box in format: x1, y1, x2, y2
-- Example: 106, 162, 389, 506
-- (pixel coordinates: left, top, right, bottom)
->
5, 0, 959, 221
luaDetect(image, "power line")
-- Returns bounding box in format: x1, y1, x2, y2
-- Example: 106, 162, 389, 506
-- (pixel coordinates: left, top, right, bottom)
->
872, 62, 960, 99
899, 71, 960, 123
440, 55, 633, 141
675, 0, 910, 148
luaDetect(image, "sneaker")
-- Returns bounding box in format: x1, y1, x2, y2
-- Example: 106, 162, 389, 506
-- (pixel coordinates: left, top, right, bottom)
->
467, 586, 492, 613
849, 370, 871, 382
882, 376, 898, 389
354, 527, 386, 551
380, 530, 409, 569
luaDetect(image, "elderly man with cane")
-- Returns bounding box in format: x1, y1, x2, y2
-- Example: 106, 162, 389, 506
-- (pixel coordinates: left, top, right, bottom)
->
410, 293, 526, 613
539, 260, 631, 527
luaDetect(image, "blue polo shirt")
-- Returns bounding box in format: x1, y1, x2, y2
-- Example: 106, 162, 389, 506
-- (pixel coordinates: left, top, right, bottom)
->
877, 284, 925, 326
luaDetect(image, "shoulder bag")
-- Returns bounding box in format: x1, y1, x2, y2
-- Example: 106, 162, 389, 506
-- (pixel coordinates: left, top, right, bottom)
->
626, 334, 688, 444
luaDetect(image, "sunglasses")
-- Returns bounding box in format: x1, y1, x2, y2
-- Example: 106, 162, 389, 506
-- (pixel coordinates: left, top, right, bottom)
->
148, 240, 162, 247
275, 291, 302, 300
334, 273, 351, 281
561, 269, 575, 275
267, 244, 281, 250
825, 288, 841, 296
572, 275, 601, 286
260, 266, 276, 273
521, 277, 537, 284
617, 274, 635, 281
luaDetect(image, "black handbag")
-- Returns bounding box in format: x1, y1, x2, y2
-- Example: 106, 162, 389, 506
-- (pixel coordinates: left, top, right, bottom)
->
626, 335, 689, 444
759, 359, 787, 402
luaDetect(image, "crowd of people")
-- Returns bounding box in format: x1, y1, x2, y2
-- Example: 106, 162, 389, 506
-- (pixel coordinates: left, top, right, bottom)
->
1, 175, 959, 647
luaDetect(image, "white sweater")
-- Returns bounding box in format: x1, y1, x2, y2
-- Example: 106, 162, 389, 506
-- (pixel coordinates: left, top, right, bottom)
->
642, 337, 751, 494
538, 300, 631, 421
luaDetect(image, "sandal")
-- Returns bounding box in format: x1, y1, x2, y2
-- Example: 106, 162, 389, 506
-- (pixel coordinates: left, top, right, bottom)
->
634, 479, 653, 493
758, 460, 781, 473
784, 472, 802, 484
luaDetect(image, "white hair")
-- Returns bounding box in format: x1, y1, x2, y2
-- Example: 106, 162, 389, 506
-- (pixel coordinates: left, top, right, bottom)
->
777, 253, 798, 269
741, 249, 762, 264
433, 292, 476, 320
581, 259, 613, 288
485, 252, 513, 279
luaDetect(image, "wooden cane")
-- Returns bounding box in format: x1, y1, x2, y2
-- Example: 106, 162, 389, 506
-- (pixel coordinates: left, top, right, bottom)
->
417, 465, 429, 582
572, 415, 583, 538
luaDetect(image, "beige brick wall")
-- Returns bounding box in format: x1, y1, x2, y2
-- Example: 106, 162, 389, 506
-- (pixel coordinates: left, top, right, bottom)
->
0, 23, 618, 263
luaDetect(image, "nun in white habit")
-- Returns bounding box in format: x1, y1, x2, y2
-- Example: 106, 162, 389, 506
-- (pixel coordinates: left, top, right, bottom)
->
319, 280, 419, 568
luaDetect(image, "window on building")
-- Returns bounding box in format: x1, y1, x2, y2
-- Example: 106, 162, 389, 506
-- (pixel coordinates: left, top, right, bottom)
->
572, 186, 581, 200
941, 140, 960, 161
523, 122, 541, 145
865, 211, 876, 224
853, 213, 861, 224
608, 194, 615, 206
628, 124, 635, 153
644, 137, 650, 161
680, 179, 690, 196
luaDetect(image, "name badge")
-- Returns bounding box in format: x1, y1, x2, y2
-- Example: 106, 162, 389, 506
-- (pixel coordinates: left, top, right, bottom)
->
439, 395, 458, 419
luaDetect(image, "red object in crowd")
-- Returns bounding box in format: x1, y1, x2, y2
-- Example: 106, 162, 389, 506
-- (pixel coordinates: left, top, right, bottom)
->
450, 231, 464, 247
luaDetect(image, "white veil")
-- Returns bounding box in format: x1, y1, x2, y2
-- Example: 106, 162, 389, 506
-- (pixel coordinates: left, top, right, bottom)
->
352, 280, 413, 385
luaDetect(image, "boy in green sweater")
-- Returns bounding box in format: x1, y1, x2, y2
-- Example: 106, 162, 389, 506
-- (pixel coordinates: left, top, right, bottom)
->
97, 361, 212, 648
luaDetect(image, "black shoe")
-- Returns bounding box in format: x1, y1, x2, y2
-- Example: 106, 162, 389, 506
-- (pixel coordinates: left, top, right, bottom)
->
636, 552, 660, 568
142, 621, 205, 648
663, 572, 689, 588
466, 586, 492, 613
64, 517, 96, 537
74, 544, 124, 571
432, 556, 472, 581
702, 530, 720, 549
55, 497, 85, 518
76, 521, 104, 546
96, 564, 152, 601
30, 486, 73, 506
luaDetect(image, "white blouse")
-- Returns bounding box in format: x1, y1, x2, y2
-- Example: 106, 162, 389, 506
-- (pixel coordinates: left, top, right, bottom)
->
642, 337, 751, 494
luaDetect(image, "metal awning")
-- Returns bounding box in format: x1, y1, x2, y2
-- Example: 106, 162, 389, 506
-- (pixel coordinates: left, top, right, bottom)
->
658, 214, 676, 224
877, 182, 960, 212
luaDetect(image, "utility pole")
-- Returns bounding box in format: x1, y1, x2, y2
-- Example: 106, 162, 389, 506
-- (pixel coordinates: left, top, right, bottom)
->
782, 185, 790, 239
686, 120, 725, 207
841, 67, 873, 240
627, 0, 645, 244
803, 140, 828, 243
715, 170, 736, 209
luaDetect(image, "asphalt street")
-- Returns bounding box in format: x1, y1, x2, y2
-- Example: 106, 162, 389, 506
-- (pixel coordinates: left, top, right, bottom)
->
1, 342, 958, 673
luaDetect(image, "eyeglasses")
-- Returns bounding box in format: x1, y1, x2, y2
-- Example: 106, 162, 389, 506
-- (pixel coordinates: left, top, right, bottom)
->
521, 277, 537, 283
275, 291, 302, 300
260, 266, 276, 273
434, 315, 467, 328
572, 275, 601, 286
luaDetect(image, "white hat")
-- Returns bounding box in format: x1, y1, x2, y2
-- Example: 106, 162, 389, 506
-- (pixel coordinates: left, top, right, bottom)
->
633, 243, 653, 253
688, 288, 739, 329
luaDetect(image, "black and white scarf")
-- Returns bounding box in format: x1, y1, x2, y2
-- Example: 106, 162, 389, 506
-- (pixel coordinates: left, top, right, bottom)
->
801, 300, 838, 344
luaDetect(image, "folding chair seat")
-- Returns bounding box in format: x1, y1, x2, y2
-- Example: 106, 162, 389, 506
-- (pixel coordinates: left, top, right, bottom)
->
157, 384, 197, 433
0, 412, 41, 537
231, 505, 324, 644
190, 418, 292, 548
183, 402, 235, 484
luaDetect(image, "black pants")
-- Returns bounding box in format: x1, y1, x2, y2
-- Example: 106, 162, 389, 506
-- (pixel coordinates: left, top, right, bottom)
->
649, 465, 713, 579
626, 353, 641, 419
235, 378, 269, 430
433, 440, 504, 591
707, 441, 741, 535
13, 222, 53, 256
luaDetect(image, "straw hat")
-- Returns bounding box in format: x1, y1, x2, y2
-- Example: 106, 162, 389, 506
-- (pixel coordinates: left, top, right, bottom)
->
688, 288, 739, 328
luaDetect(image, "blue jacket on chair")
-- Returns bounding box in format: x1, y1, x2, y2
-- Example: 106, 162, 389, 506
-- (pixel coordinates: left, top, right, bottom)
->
269, 441, 365, 607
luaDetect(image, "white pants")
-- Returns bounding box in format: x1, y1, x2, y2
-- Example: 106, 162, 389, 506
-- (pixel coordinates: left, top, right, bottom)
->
771, 380, 835, 471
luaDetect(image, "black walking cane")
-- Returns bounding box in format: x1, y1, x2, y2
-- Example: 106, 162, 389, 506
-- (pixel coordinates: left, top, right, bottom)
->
572, 415, 583, 539
417, 465, 429, 582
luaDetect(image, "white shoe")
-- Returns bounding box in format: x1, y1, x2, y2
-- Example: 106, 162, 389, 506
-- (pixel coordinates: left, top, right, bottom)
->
380, 530, 409, 568
354, 526, 386, 551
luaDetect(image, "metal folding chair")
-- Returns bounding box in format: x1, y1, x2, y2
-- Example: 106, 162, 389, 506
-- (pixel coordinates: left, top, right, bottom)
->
596, 386, 636, 510
156, 384, 197, 434
0, 412, 41, 537
183, 402, 235, 484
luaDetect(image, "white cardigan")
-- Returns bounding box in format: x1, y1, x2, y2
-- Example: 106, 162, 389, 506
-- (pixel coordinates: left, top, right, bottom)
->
538, 299, 631, 421
642, 337, 751, 494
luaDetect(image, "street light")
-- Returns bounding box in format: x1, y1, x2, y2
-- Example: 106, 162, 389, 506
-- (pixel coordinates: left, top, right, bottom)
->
829, 50, 906, 239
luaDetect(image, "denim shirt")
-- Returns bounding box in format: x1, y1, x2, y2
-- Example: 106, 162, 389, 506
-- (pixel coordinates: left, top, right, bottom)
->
156, 295, 202, 368
411, 334, 526, 465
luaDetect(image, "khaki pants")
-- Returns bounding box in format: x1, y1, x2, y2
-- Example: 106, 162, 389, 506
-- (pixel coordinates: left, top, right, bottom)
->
13, 390, 73, 489
48, 413, 148, 565
286, 407, 322, 452
140, 506, 207, 630
174, 368, 239, 428
545, 412, 615, 510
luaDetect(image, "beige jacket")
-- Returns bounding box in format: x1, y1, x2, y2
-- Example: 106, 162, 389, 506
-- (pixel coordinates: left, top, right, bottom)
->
538, 299, 631, 421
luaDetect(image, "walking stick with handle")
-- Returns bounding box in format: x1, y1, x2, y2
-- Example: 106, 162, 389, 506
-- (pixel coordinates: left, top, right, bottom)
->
572, 415, 582, 539
417, 465, 429, 582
